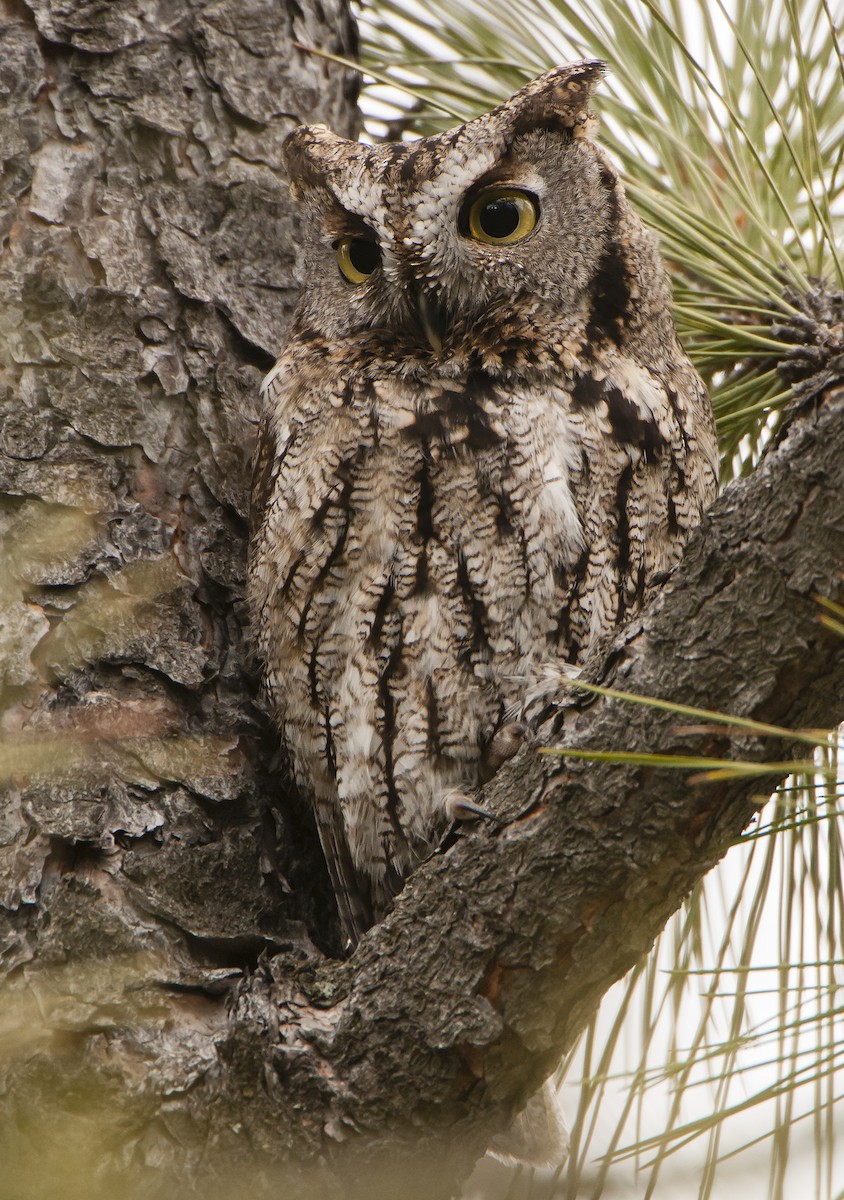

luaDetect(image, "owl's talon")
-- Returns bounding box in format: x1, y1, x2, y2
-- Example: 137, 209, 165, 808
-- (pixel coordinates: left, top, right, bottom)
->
444, 790, 494, 822
480, 721, 529, 783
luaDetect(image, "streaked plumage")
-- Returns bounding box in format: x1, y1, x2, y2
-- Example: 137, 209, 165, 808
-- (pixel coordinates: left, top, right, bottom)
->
249, 62, 718, 945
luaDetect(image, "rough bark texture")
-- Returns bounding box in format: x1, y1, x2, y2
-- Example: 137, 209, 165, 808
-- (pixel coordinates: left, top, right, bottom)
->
0, 1, 357, 1191
0, 0, 358, 954
1, 4, 843, 1198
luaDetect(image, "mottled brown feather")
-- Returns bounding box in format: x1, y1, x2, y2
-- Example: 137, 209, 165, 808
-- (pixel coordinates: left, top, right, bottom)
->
249, 63, 718, 946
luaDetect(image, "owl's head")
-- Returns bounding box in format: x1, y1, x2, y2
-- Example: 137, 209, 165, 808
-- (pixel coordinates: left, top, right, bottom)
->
282, 61, 668, 374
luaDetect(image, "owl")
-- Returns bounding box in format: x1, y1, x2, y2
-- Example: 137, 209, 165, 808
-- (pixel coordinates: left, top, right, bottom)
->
249, 61, 718, 948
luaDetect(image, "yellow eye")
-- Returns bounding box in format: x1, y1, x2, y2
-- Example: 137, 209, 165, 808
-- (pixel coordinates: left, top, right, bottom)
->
337, 237, 380, 284
466, 188, 539, 245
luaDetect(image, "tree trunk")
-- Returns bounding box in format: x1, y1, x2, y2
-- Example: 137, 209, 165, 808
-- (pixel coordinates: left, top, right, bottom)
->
1, 4, 842, 1198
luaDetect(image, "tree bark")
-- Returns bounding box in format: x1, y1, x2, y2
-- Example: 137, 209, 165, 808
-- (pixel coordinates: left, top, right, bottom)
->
0, 0, 358, 948
1, 4, 842, 1198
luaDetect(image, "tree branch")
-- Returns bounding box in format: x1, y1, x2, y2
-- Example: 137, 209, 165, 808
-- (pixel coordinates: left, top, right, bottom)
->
213, 384, 843, 1198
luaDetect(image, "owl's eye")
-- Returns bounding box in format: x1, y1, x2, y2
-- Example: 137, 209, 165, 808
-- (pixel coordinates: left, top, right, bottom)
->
337, 237, 380, 284
466, 188, 539, 245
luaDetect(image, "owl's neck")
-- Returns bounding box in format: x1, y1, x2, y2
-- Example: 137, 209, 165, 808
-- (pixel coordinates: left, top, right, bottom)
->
290, 296, 603, 386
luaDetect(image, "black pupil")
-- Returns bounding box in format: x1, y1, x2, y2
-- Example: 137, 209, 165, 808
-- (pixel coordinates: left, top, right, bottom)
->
348, 239, 379, 275
480, 198, 521, 239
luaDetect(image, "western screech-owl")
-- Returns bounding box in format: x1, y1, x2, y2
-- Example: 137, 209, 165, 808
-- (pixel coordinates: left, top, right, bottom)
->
249, 61, 718, 946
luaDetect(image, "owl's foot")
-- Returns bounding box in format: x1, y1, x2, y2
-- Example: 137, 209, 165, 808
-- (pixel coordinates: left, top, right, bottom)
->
479, 721, 529, 783
444, 790, 495, 822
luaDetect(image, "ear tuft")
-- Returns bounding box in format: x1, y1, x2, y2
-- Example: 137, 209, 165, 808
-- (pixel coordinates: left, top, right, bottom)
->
282, 125, 358, 199
501, 59, 607, 139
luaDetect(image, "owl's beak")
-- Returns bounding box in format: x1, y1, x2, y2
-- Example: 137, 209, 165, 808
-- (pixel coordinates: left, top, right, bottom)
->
414, 287, 448, 354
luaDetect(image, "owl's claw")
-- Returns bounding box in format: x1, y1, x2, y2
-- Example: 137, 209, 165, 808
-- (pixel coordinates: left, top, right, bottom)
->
480, 721, 529, 783
443, 722, 530, 823
444, 790, 495, 822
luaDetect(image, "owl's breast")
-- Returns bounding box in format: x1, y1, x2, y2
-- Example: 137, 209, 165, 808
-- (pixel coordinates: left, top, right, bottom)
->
252, 367, 587, 737
371, 370, 587, 650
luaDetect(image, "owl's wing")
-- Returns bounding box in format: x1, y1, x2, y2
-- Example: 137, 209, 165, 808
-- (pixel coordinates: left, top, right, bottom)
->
252, 410, 374, 949
251, 365, 412, 950
311, 794, 376, 949
250, 409, 277, 538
